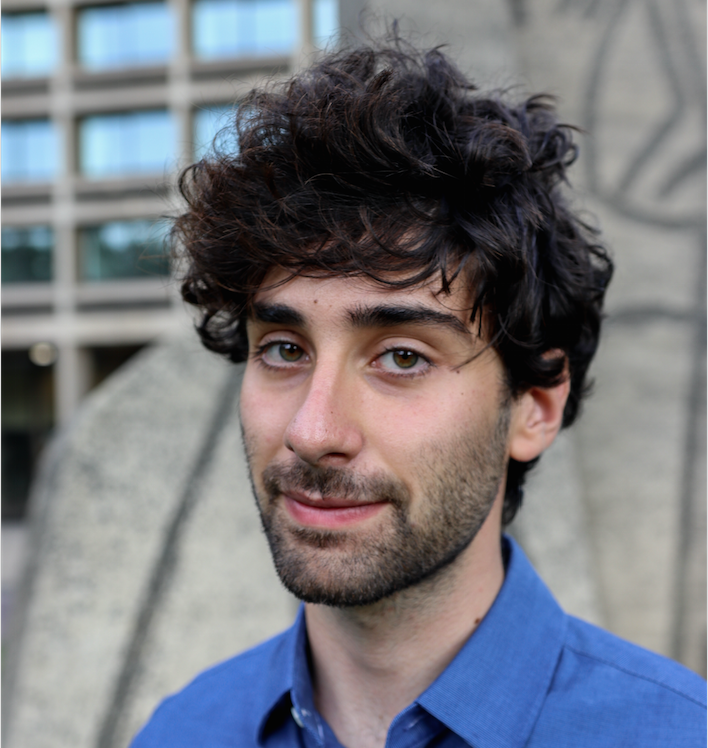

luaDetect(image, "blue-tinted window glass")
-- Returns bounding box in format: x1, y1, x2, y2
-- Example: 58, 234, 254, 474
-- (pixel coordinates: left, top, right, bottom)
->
2, 226, 53, 283
193, 0, 295, 60
193, 104, 238, 159
313, 0, 337, 48
77, 2, 173, 70
1, 120, 58, 183
79, 110, 175, 178
79, 219, 170, 280
1, 12, 57, 78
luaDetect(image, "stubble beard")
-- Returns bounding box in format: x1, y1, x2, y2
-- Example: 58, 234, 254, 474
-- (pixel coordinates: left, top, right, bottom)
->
245, 405, 511, 608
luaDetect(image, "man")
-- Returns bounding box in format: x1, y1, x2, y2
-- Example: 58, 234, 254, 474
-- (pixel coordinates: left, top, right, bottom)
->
133, 41, 706, 747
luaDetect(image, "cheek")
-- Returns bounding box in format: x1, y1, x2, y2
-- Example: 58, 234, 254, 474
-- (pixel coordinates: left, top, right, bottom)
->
367, 384, 499, 462
365, 391, 464, 457
240, 370, 293, 461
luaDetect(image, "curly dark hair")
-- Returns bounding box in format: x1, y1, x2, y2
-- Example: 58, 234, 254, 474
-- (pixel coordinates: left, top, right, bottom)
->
175, 41, 613, 525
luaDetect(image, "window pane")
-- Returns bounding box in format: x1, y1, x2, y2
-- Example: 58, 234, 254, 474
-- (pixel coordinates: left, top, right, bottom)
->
79, 110, 175, 178
77, 2, 173, 71
193, 0, 295, 60
193, 104, 238, 159
78, 219, 170, 280
1, 12, 57, 78
1, 226, 53, 283
313, 0, 337, 48
1, 120, 58, 183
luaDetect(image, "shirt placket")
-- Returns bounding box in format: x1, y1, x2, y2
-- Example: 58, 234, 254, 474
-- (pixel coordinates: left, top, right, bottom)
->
290, 701, 335, 748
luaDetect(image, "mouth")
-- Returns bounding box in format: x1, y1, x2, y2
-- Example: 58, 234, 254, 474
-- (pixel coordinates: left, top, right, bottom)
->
282, 490, 387, 529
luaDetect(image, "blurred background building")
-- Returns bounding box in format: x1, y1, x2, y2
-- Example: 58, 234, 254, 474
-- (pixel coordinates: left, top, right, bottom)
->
2, 1, 705, 746
2, 0, 341, 522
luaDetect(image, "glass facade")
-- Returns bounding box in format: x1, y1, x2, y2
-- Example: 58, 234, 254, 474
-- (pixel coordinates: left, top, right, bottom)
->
313, 0, 337, 48
2, 226, 53, 284
78, 219, 170, 281
1, 119, 58, 183
77, 2, 173, 71
193, 0, 296, 60
193, 104, 238, 159
1, 11, 57, 79
79, 110, 175, 178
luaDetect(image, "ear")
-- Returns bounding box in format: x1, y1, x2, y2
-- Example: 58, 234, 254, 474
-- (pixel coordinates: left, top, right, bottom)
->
507, 376, 570, 463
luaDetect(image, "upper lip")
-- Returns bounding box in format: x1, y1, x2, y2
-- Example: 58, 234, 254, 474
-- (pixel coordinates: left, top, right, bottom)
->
284, 490, 381, 509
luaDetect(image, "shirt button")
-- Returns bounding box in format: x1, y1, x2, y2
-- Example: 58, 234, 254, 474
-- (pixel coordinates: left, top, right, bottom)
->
290, 706, 305, 728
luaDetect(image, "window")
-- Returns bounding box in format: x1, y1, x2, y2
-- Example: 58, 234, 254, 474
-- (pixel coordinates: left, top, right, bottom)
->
1, 119, 58, 183
78, 219, 170, 280
192, 0, 296, 60
77, 2, 173, 71
193, 104, 238, 159
1, 11, 57, 78
2, 349, 55, 519
79, 110, 175, 178
2, 226, 53, 284
89, 345, 144, 388
313, 0, 337, 48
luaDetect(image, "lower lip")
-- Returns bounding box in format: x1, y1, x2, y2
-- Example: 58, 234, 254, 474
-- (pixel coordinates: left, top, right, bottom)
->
283, 496, 386, 529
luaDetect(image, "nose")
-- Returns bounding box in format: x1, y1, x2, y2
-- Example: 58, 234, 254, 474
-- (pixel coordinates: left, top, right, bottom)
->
284, 364, 364, 466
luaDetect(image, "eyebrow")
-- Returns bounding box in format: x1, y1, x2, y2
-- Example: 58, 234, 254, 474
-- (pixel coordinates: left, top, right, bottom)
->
250, 302, 306, 327
250, 301, 472, 338
349, 304, 471, 337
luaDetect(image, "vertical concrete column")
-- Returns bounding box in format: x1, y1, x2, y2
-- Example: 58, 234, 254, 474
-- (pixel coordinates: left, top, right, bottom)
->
55, 344, 93, 425
294, 0, 314, 70
166, 0, 194, 315
168, 0, 192, 169
49, 0, 84, 426
338, 0, 367, 43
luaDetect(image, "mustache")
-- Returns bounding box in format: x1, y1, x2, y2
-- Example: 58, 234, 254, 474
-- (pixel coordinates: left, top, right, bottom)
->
262, 462, 410, 508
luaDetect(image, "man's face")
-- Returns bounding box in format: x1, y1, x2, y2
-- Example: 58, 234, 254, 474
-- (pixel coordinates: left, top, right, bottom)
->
240, 271, 512, 607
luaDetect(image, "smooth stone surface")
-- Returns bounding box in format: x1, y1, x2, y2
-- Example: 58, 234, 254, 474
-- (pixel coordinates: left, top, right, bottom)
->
2, 334, 295, 748
514, 431, 603, 628
513, 0, 706, 674
575, 319, 696, 655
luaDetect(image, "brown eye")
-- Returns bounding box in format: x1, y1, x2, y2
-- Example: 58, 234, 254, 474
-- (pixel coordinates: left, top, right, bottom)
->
391, 350, 419, 368
260, 341, 305, 366
277, 343, 303, 362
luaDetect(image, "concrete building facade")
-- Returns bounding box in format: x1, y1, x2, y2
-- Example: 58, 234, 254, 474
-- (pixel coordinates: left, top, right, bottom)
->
2, 0, 349, 518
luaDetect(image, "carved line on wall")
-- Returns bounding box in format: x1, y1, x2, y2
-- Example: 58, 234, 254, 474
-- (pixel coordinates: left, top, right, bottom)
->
607, 306, 702, 326
95, 368, 244, 748
671, 228, 707, 667
563, 0, 706, 669
582, 0, 705, 228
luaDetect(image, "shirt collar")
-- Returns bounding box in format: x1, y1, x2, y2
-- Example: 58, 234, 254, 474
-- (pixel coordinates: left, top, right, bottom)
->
254, 606, 304, 743
256, 536, 566, 747
417, 536, 567, 748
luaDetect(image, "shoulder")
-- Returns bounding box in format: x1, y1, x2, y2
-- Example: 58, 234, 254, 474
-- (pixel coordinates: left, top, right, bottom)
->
130, 630, 293, 748
564, 616, 706, 706
531, 616, 706, 748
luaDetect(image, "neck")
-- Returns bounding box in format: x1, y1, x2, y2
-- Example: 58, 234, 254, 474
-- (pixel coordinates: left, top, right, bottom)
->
305, 502, 505, 748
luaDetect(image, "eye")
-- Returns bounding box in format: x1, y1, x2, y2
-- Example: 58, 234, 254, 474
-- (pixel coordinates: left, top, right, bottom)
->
377, 348, 429, 375
260, 341, 306, 365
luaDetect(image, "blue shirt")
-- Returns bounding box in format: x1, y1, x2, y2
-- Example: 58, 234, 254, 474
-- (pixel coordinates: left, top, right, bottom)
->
132, 537, 706, 747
